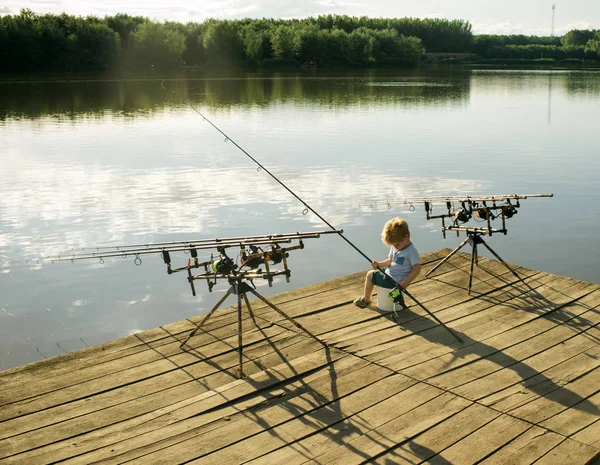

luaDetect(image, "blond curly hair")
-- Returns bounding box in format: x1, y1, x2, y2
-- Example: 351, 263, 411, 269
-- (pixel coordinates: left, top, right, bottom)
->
381, 217, 410, 246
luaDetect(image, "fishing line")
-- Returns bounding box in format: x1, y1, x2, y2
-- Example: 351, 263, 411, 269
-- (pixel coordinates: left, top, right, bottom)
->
174, 91, 464, 343
186, 103, 374, 264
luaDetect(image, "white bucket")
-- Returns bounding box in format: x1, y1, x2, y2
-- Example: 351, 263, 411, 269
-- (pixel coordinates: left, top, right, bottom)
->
377, 287, 395, 312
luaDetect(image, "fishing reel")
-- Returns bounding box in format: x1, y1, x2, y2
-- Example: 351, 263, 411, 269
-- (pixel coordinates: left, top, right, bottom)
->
500, 203, 519, 218
210, 248, 237, 275
240, 245, 264, 270
473, 201, 494, 221
453, 203, 471, 224
265, 244, 289, 265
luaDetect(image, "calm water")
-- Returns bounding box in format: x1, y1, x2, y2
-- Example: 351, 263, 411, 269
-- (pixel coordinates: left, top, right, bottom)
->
1, 68, 599, 370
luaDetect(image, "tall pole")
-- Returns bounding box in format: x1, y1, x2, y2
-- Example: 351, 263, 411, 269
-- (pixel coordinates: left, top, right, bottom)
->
551, 4, 556, 37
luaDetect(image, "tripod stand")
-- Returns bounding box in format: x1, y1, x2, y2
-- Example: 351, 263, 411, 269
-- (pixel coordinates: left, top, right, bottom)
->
426, 231, 524, 294
180, 279, 326, 378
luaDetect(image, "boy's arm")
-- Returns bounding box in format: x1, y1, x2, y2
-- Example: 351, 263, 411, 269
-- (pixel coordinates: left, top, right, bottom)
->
374, 258, 392, 268
399, 264, 421, 289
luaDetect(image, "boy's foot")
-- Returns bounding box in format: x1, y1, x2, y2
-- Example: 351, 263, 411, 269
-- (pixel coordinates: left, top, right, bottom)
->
353, 297, 371, 308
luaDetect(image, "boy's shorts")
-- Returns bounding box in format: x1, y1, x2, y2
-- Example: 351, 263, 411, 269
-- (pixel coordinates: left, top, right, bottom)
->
371, 269, 397, 289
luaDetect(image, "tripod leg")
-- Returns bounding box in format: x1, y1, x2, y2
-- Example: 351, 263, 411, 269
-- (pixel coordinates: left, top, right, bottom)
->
480, 241, 525, 284
180, 289, 233, 348
468, 243, 476, 295
242, 293, 259, 327
426, 236, 471, 277
402, 287, 464, 344
248, 289, 327, 347
237, 291, 245, 378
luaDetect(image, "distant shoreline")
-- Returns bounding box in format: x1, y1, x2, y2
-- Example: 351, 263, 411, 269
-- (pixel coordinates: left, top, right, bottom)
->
1, 62, 599, 83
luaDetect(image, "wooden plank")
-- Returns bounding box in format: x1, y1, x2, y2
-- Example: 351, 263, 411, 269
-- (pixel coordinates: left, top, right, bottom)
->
480, 350, 600, 418
1, 347, 359, 464
0, 323, 292, 419
297, 393, 470, 465
0, 311, 272, 398
506, 362, 600, 425
309, 265, 538, 346
428, 299, 600, 396
425, 415, 531, 464
0, 250, 597, 465
328, 267, 548, 360
71, 367, 409, 465
572, 419, 600, 449
541, 391, 600, 439
246, 386, 472, 465
186, 376, 438, 465
532, 437, 600, 465
391, 277, 594, 379
0, 332, 327, 452
478, 426, 565, 465
447, 327, 600, 403
366, 404, 501, 465
351, 270, 551, 365
346, 273, 559, 374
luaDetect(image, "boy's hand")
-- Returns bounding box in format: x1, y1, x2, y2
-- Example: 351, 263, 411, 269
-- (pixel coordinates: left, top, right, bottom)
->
371, 261, 379, 269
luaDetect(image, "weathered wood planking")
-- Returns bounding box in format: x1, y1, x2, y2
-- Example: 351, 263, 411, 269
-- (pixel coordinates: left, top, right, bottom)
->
0, 249, 598, 465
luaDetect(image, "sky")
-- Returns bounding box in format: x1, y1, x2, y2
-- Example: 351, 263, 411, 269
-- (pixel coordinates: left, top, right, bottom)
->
0, 0, 599, 35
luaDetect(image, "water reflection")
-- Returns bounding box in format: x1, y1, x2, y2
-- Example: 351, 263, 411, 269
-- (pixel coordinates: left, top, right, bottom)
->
0, 156, 487, 263
0, 73, 472, 121
471, 69, 600, 97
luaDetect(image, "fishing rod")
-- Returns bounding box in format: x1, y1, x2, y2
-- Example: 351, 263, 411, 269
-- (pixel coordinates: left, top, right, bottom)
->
390, 194, 553, 203
361, 194, 553, 210
74, 231, 328, 252
186, 103, 464, 344
47, 231, 338, 263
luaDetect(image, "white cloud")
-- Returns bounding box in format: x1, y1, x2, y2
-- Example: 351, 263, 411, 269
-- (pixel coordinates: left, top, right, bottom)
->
473, 20, 528, 35
315, 0, 364, 7
473, 18, 600, 36
0, 6, 13, 15
553, 21, 599, 35
424, 12, 447, 19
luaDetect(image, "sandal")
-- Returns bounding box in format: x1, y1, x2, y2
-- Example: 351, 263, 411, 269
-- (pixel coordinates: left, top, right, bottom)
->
353, 297, 371, 308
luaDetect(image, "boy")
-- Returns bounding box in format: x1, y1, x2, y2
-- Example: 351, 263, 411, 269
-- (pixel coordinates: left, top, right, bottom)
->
354, 217, 421, 309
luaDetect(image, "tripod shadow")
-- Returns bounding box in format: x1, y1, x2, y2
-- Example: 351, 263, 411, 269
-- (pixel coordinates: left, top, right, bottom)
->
161, 303, 399, 463
236, 309, 410, 463
471, 268, 598, 339
430, 257, 598, 341
391, 302, 600, 418
372, 440, 455, 465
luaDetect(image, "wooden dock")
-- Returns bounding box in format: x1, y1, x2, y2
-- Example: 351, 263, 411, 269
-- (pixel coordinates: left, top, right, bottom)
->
1, 249, 599, 464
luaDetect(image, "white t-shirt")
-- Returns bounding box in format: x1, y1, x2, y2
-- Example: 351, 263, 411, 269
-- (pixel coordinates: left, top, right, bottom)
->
385, 242, 420, 283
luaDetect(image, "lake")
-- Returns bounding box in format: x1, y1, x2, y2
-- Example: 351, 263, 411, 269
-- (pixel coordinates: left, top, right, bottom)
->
1, 68, 599, 370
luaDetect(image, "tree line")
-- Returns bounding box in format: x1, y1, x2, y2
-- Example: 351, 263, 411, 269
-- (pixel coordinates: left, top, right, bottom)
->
473, 30, 600, 61
0, 10, 598, 74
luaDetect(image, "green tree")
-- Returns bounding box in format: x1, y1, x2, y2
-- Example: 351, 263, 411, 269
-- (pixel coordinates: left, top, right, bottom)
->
585, 32, 600, 58
293, 24, 322, 64
66, 20, 120, 70
562, 29, 597, 46
271, 25, 295, 60
346, 28, 374, 66
105, 13, 146, 48
128, 21, 185, 68
240, 23, 271, 63
202, 20, 244, 65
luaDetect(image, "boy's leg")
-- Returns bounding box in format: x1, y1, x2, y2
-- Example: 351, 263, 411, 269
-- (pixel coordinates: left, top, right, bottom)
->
354, 270, 375, 308
363, 270, 375, 301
